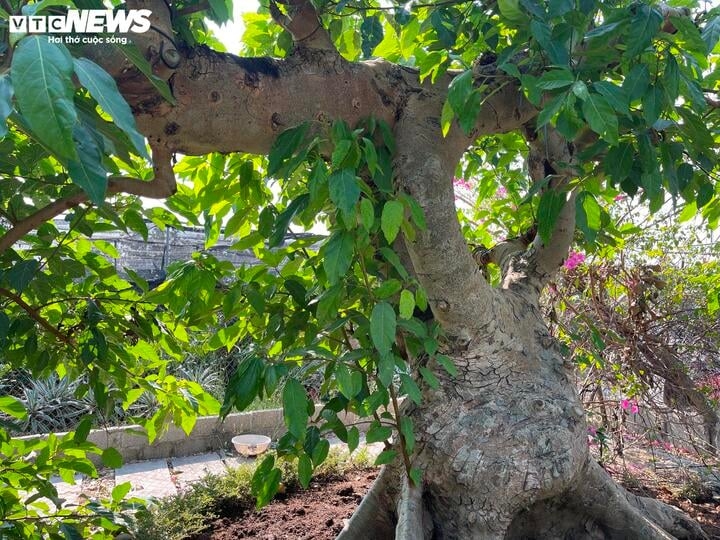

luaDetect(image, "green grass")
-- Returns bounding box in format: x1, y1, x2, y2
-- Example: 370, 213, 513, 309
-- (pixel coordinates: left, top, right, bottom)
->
132, 446, 375, 540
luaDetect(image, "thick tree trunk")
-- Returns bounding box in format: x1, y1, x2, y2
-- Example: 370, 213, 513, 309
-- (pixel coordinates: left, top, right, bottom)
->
405, 290, 588, 539
339, 291, 708, 539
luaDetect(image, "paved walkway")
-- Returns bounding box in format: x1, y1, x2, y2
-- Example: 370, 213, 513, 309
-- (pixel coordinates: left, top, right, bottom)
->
51, 438, 381, 506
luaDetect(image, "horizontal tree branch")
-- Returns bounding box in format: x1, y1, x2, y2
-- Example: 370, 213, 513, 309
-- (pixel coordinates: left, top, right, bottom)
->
0, 146, 176, 253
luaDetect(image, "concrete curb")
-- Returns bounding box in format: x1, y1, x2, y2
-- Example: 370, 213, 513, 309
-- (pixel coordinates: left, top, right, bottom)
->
18, 408, 361, 465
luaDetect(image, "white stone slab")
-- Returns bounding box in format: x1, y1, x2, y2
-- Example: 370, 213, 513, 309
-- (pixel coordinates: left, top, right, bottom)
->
50, 475, 84, 507
171, 452, 227, 490
115, 459, 176, 499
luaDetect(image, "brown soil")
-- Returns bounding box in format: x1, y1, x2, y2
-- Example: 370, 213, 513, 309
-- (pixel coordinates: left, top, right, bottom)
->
194, 470, 377, 540
192, 454, 719, 539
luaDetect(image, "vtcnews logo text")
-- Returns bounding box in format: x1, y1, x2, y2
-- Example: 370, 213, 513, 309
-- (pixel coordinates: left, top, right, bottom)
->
9, 9, 151, 45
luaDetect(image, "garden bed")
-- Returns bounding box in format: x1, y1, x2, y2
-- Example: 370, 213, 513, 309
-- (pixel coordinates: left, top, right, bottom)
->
192, 469, 377, 540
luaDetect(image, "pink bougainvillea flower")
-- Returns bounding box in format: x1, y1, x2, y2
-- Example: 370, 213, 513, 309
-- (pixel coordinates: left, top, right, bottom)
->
496, 186, 508, 197
563, 251, 586, 271
452, 177, 472, 190
587, 425, 597, 436
620, 398, 639, 414
614, 194, 626, 201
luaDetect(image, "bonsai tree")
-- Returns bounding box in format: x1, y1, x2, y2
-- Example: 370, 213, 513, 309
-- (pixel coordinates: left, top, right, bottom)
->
1, 0, 718, 537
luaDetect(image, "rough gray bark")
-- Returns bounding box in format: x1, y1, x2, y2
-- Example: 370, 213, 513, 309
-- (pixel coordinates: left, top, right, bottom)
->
26, 0, 708, 538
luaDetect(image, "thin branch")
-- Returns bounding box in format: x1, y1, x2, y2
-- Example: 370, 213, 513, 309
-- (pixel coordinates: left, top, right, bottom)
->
269, 0, 336, 51
0, 145, 176, 254
0, 287, 75, 346
522, 125, 579, 289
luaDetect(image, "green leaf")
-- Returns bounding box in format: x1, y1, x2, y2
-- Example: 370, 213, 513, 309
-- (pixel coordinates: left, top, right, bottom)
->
67, 123, 108, 205
347, 426, 360, 453
536, 93, 567, 128
221, 355, 264, 416
73, 416, 92, 442
269, 194, 309, 248
0, 311, 10, 347
73, 57, 148, 159
268, 123, 309, 176
7, 259, 39, 293
363, 138, 379, 175
604, 142, 635, 183
399, 417, 415, 453
283, 378, 308, 440
377, 353, 395, 387
381, 200, 404, 243
409, 467, 423, 487
419, 366, 440, 390
537, 190, 566, 245
360, 15, 384, 57
399, 290, 415, 320
374, 449, 398, 465
701, 16, 720, 52
585, 21, 623, 40
0, 74, 13, 138
498, 0, 525, 23
114, 41, 175, 104
360, 198, 375, 231
400, 374, 422, 405
623, 64, 650, 101
101, 447, 123, 469
593, 81, 629, 115
571, 81, 589, 101
371, 302, 396, 356
366, 422, 393, 444
208, 0, 231, 23
298, 454, 313, 489
379, 247, 409, 280
447, 70, 474, 116
663, 53, 680, 103
582, 94, 618, 144
575, 191, 602, 243
530, 19, 569, 65
322, 231, 354, 284
112, 482, 132, 502
536, 69, 575, 90
60, 524, 84, 540
0, 395, 27, 420
641, 85, 663, 125
11, 36, 77, 159
625, 4, 662, 58
331, 139, 353, 168
252, 455, 281, 507
336, 363, 361, 400
329, 168, 360, 220
374, 278, 402, 299
311, 439, 330, 466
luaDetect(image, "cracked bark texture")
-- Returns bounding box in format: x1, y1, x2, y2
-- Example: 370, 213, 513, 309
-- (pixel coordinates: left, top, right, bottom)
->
71, 1, 708, 538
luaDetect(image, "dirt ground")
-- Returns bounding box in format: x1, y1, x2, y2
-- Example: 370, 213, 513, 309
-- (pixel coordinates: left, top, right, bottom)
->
191, 470, 377, 540
191, 454, 719, 539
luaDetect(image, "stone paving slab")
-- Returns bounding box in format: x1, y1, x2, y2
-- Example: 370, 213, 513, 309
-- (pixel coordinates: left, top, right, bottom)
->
115, 458, 177, 500
171, 452, 227, 490
50, 475, 84, 507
